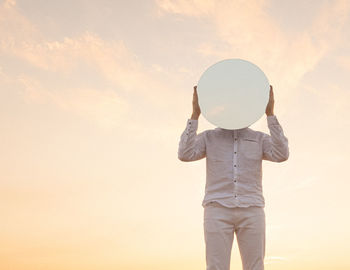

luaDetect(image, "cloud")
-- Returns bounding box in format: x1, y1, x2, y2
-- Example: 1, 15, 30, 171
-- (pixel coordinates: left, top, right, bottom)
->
18, 75, 128, 129
207, 104, 225, 116
303, 82, 350, 123
0, 0, 181, 130
0, 8, 145, 94
3, 0, 15, 8
0, 0, 40, 44
0, 1, 135, 128
264, 255, 288, 265
286, 176, 317, 192
156, 0, 350, 101
0, 1, 176, 98
156, 0, 215, 17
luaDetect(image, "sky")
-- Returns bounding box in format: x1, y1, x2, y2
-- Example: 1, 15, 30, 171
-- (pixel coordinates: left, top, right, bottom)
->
1, 0, 350, 269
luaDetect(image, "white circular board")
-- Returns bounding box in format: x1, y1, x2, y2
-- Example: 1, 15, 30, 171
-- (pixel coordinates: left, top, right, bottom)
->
197, 58, 270, 129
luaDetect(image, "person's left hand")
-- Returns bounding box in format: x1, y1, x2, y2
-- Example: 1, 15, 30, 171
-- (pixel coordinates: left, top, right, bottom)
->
265, 85, 274, 116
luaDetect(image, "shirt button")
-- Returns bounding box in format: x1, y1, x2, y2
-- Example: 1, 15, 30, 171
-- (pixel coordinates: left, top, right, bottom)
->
234, 138, 237, 141
234, 165, 236, 167
234, 151, 237, 154
234, 180, 237, 182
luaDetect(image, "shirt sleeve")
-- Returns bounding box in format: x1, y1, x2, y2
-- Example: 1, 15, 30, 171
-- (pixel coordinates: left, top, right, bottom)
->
178, 119, 206, 162
262, 115, 289, 162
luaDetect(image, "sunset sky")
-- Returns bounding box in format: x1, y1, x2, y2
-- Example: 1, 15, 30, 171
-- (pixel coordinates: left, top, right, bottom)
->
1, 0, 350, 269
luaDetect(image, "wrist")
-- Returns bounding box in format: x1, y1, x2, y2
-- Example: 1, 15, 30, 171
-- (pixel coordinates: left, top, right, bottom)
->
191, 113, 199, 120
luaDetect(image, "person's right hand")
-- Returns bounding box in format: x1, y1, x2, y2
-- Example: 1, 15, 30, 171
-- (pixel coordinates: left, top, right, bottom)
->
191, 85, 201, 120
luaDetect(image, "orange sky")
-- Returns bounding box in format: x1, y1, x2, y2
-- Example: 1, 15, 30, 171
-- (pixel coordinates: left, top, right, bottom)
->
1, 0, 350, 269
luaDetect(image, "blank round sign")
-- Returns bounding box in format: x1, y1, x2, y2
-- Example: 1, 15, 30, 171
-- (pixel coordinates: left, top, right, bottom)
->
197, 58, 270, 129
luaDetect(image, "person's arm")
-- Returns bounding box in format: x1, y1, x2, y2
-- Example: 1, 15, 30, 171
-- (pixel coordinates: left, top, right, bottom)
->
262, 85, 289, 162
262, 115, 289, 162
178, 119, 206, 161
178, 86, 206, 162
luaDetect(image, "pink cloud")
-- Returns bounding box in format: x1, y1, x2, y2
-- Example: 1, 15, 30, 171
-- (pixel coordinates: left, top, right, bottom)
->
156, 0, 350, 99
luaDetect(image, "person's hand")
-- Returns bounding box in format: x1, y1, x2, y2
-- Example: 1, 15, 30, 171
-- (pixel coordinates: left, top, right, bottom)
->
191, 85, 201, 120
265, 85, 275, 116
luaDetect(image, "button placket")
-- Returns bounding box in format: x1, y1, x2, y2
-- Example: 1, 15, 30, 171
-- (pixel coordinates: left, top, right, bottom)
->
233, 130, 238, 172
233, 130, 238, 199
186, 120, 192, 135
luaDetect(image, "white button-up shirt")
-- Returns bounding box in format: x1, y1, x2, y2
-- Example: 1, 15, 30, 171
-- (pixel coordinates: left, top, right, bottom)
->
178, 115, 289, 208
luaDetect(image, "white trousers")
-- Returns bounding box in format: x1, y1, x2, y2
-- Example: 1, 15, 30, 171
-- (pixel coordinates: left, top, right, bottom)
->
203, 202, 265, 270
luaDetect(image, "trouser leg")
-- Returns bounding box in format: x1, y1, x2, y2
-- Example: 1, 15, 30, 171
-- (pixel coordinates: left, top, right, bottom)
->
235, 206, 265, 270
203, 204, 234, 270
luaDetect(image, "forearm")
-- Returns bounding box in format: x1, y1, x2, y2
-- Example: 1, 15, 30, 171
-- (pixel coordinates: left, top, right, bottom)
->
263, 115, 289, 162
267, 115, 288, 145
191, 113, 199, 120
178, 119, 206, 161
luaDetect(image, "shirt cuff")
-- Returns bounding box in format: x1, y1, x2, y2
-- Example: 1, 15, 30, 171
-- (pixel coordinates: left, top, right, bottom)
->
185, 118, 198, 133
267, 115, 280, 126
187, 118, 198, 126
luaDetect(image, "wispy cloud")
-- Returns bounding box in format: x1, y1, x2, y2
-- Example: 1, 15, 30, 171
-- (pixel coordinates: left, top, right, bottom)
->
0, 0, 181, 130
18, 75, 129, 129
286, 176, 317, 192
264, 255, 288, 265
156, 0, 350, 102
207, 104, 225, 116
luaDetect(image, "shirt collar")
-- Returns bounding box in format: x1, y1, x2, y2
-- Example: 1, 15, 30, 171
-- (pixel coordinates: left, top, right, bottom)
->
216, 126, 250, 135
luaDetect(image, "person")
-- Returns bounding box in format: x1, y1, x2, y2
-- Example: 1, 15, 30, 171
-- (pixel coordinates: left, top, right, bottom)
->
177, 85, 289, 270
